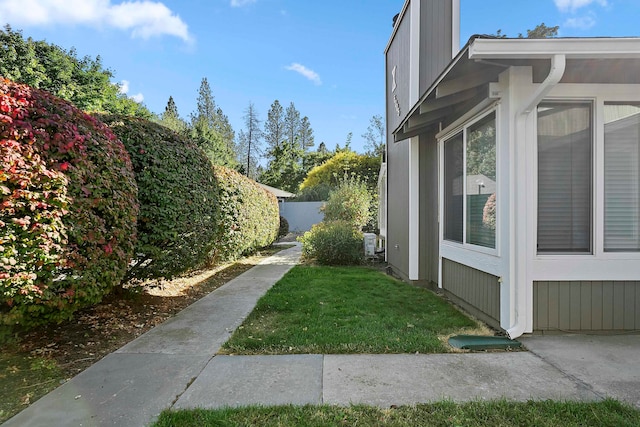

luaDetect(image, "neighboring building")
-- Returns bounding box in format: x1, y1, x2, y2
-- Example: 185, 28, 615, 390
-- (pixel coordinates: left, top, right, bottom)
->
384, 0, 640, 337
257, 183, 295, 202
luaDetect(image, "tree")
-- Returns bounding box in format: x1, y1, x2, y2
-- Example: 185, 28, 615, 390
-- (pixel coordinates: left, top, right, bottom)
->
159, 96, 188, 134
0, 25, 152, 118
344, 132, 353, 151
521, 23, 559, 39
264, 100, 285, 157
299, 116, 314, 151
284, 102, 301, 152
362, 114, 385, 158
237, 102, 262, 179
190, 78, 237, 167
494, 23, 559, 39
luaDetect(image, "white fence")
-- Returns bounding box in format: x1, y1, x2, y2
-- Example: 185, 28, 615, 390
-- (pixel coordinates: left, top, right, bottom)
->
280, 201, 325, 232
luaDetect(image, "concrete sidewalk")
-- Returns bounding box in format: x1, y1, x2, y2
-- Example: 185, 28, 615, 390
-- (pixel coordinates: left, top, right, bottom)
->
4, 243, 640, 426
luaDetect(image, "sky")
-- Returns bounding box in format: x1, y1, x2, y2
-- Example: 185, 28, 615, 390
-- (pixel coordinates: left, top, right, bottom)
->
1, 0, 639, 155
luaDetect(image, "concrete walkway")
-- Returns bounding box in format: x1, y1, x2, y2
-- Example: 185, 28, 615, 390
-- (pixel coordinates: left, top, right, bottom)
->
4, 243, 640, 426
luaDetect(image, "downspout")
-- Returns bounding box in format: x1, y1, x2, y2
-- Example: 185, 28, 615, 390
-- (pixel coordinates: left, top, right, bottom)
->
507, 54, 566, 339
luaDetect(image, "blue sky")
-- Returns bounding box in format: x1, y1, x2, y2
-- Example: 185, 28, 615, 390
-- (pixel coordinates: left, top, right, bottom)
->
1, 0, 639, 154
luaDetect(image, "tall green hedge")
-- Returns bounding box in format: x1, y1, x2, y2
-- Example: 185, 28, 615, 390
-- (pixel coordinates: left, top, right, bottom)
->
102, 115, 219, 280
1, 78, 138, 326
210, 166, 279, 263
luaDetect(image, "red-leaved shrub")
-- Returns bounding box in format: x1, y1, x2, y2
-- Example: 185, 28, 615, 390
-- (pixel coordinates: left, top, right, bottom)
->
1, 77, 138, 326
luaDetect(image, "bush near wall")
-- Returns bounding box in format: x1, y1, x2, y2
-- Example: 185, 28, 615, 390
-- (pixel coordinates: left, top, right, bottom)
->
101, 115, 219, 280
298, 220, 363, 266
210, 166, 279, 263
0, 78, 138, 326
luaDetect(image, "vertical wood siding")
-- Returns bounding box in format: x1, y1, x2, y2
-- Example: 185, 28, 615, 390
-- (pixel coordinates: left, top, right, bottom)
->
534, 281, 640, 331
442, 259, 501, 323
386, 8, 411, 139
419, 0, 453, 94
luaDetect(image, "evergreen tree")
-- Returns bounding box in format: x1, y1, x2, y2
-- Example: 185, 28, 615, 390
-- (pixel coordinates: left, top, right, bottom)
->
160, 96, 188, 134
284, 102, 301, 151
190, 78, 236, 167
299, 116, 314, 151
264, 100, 285, 158
237, 102, 262, 179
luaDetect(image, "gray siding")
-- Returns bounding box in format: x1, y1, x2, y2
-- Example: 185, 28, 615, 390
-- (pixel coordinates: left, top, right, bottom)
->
534, 281, 640, 331
419, 0, 454, 94
419, 131, 439, 284
386, 138, 410, 279
386, 7, 412, 137
442, 259, 501, 327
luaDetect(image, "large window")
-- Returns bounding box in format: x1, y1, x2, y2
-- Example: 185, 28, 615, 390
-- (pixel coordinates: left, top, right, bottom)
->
537, 102, 592, 254
443, 112, 496, 249
604, 103, 640, 252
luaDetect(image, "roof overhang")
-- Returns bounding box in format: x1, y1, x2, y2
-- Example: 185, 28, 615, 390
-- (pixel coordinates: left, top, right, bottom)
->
394, 36, 640, 142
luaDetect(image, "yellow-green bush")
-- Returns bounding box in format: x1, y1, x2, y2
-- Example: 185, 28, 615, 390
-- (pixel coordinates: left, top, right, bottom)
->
298, 220, 363, 265
210, 166, 279, 262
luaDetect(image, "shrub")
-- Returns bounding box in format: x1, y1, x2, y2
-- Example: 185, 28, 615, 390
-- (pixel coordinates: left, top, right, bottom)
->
322, 177, 372, 231
298, 220, 363, 265
0, 78, 138, 326
101, 115, 219, 280
278, 216, 289, 238
293, 182, 332, 202
210, 166, 279, 262
299, 151, 381, 192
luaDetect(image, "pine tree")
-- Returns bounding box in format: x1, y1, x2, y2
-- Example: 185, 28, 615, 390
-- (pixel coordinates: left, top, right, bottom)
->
160, 96, 188, 134
299, 116, 314, 151
237, 102, 262, 179
264, 100, 284, 158
190, 78, 236, 167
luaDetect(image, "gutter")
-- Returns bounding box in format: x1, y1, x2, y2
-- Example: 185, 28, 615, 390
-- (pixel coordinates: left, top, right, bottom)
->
507, 54, 566, 339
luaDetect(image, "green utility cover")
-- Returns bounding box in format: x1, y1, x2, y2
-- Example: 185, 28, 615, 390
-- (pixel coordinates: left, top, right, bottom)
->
448, 335, 522, 350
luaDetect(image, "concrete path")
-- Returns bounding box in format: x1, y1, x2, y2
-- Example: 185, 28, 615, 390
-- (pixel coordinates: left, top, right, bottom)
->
4, 243, 640, 426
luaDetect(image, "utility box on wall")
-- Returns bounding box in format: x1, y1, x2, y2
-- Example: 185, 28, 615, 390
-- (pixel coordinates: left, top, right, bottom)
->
363, 233, 377, 257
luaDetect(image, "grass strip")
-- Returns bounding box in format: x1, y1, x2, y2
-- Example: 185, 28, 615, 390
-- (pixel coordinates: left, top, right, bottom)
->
221, 265, 478, 355
153, 399, 640, 427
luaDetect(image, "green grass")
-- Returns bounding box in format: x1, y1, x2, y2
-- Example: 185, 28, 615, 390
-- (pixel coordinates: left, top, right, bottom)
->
152, 399, 640, 427
221, 265, 478, 355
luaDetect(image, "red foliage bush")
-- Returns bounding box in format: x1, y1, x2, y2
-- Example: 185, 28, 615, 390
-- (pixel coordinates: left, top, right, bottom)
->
0, 77, 138, 326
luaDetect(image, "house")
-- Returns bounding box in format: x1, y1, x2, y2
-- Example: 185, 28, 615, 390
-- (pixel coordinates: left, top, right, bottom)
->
382, 0, 640, 338
257, 182, 295, 202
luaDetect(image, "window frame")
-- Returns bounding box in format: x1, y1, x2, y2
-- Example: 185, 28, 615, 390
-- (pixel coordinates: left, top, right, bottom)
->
440, 108, 498, 255
535, 100, 595, 255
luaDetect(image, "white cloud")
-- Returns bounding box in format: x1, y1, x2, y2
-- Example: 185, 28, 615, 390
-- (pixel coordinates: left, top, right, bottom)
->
119, 79, 143, 103
230, 0, 256, 7
285, 63, 322, 86
0, 0, 191, 42
119, 80, 130, 94
564, 15, 597, 30
554, 0, 607, 13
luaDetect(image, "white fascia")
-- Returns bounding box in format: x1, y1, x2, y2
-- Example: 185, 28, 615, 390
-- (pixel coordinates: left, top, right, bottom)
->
469, 38, 640, 60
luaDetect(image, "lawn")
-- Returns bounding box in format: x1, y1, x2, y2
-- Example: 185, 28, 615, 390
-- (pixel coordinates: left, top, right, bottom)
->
152, 399, 640, 427
221, 265, 481, 355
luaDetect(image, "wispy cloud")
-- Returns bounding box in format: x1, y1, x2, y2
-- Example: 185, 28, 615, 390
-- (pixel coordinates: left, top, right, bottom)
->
230, 0, 256, 7
554, 0, 607, 13
0, 0, 192, 42
285, 63, 322, 85
564, 15, 597, 30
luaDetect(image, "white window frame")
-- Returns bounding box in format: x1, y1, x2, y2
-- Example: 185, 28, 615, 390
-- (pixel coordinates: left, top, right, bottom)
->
531, 84, 640, 283
439, 108, 499, 256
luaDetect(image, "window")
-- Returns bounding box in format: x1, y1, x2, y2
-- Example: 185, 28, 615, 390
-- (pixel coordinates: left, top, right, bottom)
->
537, 102, 592, 254
444, 112, 496, 249
604, 103, 640, 252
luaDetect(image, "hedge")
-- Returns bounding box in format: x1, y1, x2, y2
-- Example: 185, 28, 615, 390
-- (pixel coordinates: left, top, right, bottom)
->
0, 78, 138, 326
210, 166, 279, 263
101, 115, 219, 280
